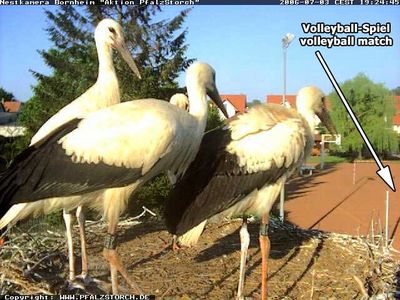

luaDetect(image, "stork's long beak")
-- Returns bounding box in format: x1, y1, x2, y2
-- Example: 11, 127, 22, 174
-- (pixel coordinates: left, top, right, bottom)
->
317, 105, 337, 136
117, 43, 142, 79
207, 84, 229, 118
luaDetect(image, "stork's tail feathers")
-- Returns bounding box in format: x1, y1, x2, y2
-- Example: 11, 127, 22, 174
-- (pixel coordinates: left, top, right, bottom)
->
0, 119, 82, 223
0, 150, 36, 220
0, 194, 100, 230
177, 220, 207, 247
0, 203, 28, 229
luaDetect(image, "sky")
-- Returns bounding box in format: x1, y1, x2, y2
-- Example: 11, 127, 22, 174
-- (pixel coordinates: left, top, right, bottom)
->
0, 5, 399, 102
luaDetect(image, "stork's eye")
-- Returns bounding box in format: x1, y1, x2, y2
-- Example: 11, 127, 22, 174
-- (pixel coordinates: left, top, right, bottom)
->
108, 27, 116, 34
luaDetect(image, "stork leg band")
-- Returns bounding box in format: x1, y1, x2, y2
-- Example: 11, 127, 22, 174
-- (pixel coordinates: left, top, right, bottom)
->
104, 233, 118, 249
259, 222, 269, 236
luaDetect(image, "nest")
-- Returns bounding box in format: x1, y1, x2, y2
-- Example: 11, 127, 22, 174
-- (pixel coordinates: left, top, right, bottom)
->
0, 206, 156, 295
268, 218, 400, 299
0, 227, 66, 294
0, 214, 399, 297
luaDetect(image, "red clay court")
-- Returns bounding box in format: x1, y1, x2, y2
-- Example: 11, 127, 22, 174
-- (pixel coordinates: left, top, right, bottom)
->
284, 162, 400, 250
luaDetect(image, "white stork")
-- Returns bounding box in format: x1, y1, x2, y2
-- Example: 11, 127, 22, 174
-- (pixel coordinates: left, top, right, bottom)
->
25, 18, 141, 286
170, 93, 189, 111
167, 93, 189, 187
31, 18, 141, 145
165, 86, 337, 300
0, 62, 228, 294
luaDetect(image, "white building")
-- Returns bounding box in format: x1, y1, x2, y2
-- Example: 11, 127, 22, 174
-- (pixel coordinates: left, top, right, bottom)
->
218, 94, 247, 119
0, 100, 26, 137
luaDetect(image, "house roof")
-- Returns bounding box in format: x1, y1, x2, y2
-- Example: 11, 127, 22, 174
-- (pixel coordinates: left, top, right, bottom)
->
263, 94, 400, 129
266, 95, 297, 107
220, 94, 246, 113
266, 94, 334, 110
2, 101, 21, 113
393, 115, 400, 126
392, 96, 400, 125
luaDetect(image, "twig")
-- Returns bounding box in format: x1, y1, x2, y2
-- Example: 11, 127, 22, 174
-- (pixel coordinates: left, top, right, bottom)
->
370, 214, 375, 245
160, 285, 172, 298
24, 252, 61, 275
310, 268, 315, 300
353, 275, 368, 298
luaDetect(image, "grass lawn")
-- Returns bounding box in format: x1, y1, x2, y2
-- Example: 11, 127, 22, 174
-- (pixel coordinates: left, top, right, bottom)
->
305, 155, 348, 164
305, 155, 400, 165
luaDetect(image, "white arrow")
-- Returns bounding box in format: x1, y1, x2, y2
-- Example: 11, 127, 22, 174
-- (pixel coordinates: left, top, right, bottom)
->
316, 51, 396, 192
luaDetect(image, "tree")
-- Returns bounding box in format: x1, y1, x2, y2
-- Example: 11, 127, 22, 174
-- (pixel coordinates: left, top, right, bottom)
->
18, 5, 193, 148
248, 99, 262, 107
0, 87, 15, 101
0, 87, 20, 166
329, 74, 398, 158
392, 86, 400, 96
206, 103, 224, 131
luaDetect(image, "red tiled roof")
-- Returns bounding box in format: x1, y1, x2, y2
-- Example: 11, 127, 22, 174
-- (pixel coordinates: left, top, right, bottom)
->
391, 96, 400, 125
220, 94, 246, 113
393, 114, 400, 126
263, 95, 400, 126
266, 95, 297, 107
2, 101, 21, 113
266, 95, 333, 110
391, 94, 400, 125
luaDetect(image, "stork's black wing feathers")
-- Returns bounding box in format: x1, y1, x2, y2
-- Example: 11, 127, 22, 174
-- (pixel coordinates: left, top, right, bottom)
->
0, 119, 142, 219
165, 127, 288, 236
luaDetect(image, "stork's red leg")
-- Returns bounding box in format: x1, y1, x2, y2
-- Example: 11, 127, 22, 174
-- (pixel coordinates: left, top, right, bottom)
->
102, 222, 143, 294
259, 213, 270, 300
172, 235, 181, 251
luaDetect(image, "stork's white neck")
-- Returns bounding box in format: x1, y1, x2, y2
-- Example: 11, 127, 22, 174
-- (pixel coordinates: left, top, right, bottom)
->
94, 41, 120, 105
96, 41, 117, 81
298, 108, 316, 133
187, 82, 208, 131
